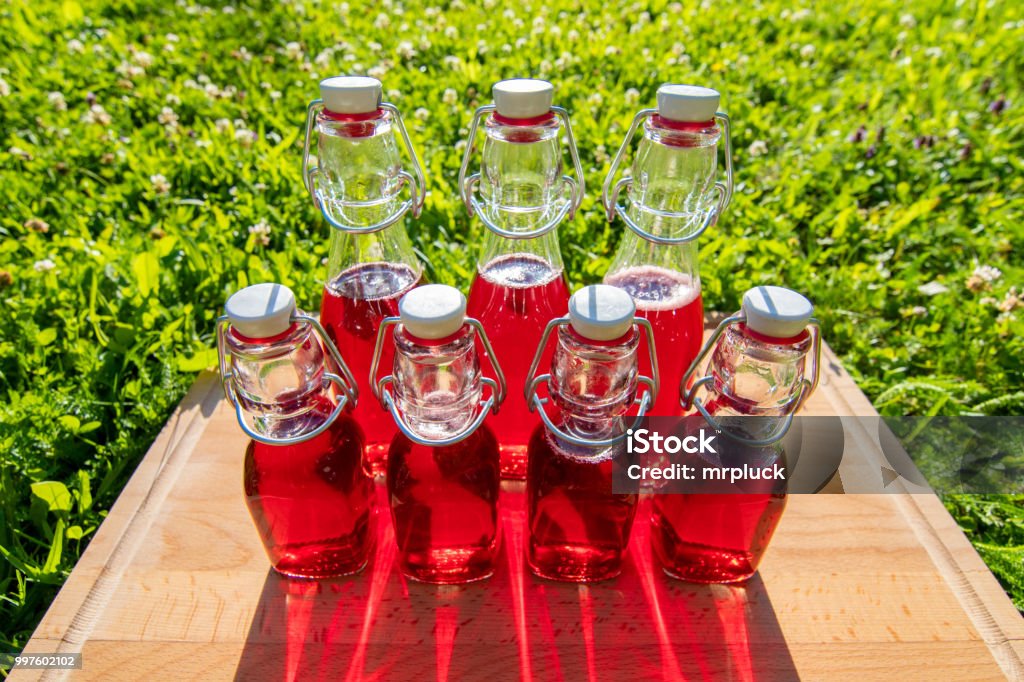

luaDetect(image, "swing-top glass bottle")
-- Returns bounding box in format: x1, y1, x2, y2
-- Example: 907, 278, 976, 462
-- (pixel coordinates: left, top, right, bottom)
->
217, 283, 375, 578
602, 84, 734, 418
459, 79, 585, 478
303, 75, 427, 476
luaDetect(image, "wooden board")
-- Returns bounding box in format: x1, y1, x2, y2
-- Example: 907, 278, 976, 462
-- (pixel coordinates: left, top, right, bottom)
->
12, 339, 1024, 681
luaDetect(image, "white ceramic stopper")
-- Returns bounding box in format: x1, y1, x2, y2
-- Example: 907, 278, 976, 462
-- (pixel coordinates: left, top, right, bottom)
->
319, 76, 382, 114
493, 79, 554, 119
399, 284, 467, 340
742, 286, 814, 339
225, 283, 296, 338
569, 285, 636, 341
656, 84, 720, 122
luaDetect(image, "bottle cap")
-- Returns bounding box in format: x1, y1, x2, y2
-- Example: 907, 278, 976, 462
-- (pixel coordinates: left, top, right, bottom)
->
656, 84, 720, 122
399, 284, 467, 340
493, 79, 554, 119
225, 283, 296, 339
569, 285, 636, 341
319, 76, 383, 114
742, 286, 814, 339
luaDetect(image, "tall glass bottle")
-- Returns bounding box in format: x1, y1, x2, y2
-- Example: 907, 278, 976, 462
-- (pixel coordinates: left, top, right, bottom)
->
459, 79, 584, 479
217, 283, 374, 578
524, 285, 658, 581
303, 76, 427, 476
651, 286, 821, 583
602, 84, 733, 418
370, 285, 507, 583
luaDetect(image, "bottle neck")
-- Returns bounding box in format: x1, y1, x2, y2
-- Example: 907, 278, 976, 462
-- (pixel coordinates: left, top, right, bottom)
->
226, 322, 332, 435
707, 323, 811, 418
476, 228, 564, 281
549, 326, 640, 436
392, 324, 481, 441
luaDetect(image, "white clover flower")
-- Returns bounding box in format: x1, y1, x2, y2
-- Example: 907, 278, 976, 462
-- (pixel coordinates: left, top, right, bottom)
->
270, 90, 282, 100
34, 259, 56, 272
918, 281, 949, 296
800, 44, 816, 59
204, 83, 221, 99
748, 140, 769, 157
215, 118, 231, 133
284, 41, 303, 60
588, 92, 604, 106
454, 139, 467, 153
624, 88, 640, 105
248, 220, 271, 245
387, 88, 402, 100
67, 39, 85, 53
235, 128, 254, 147
368, 65, 387, 79
442, 88, 458, 105
222, 5, 235, 13
314, 50, 333, 69
604, 45, 620, 56
150, 174, 171, 195
195, 139, 212, 148
924, 46, 943, 58
374, 13, 390, 29
567, 29, 579, 41
158, 106, 179, 127
82, 104, 112, 126
133, 51, 154, 67
166, 33, 179, 42
414, 107, 429, 121
8, 145, 30, 159
911, 306, 927, 316
444, 26, 458, 39
973, 265, 1003, 283
0, 79, 10, 97
442, 55, 461, 68
48, 92, 68, 110
396, 40, 415, 59
899, 13, 916, 28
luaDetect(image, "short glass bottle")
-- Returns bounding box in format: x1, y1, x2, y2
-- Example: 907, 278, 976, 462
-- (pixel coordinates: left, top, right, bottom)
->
524, 285, 658, 581
217, 283, 374, 579
370, 284, 507, 583
651, 286, 820, 583
303, 75, 427, 476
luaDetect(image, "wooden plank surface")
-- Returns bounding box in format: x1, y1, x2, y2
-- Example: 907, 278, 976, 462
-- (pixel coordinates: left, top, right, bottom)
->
12, 340, 1024, 681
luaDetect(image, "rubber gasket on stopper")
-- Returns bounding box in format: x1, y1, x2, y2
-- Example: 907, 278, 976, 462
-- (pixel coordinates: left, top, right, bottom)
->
569, 285, 636, 341
225, 283, 296, 339
741, 286, 814, 339
399, 284, 467, 340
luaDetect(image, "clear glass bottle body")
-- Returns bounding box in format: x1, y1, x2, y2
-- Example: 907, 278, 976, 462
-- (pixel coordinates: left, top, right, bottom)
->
315, 109, 424, 475
227, 321, 374, 578
651, 324, 810, 583
467, 113, 570, 478
527, 326, 641, 582
386, 324, 501, 583
604, 119, 721, 418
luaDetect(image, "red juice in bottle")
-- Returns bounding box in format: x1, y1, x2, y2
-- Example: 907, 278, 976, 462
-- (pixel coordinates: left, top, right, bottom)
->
526, 285, 654, 581
303, 76, 427, 477
388, 426, 501, 583
604, 265, 703, 417
651, 286, 819, 583
219, 283, 375, 579
375, 284, 505, 583
467, 253, 570, 478
320, 261, 420, 475
245, 398, 374, 579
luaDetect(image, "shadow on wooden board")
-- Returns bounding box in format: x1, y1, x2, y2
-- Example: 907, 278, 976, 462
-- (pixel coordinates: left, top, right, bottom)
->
235, 487, 796, 681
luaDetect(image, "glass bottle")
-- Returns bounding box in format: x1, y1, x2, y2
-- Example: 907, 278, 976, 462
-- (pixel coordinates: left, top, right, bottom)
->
602, 84, 734, 418
459, 79, 584, 479
216, 283, 374, 578
302, 76, 427, 476
651, 286, 821, 583
369, 284, 507, 583
524, 285, 658, 581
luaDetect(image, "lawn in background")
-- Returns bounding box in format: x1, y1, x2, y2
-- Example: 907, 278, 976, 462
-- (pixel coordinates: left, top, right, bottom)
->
1, 0, 1022, 652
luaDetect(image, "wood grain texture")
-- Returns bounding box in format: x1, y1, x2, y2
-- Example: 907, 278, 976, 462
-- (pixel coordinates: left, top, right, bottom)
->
11, 335, 1024, 681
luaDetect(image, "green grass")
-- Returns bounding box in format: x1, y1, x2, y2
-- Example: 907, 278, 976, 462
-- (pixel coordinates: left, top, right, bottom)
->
1, 0, 1022, 653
